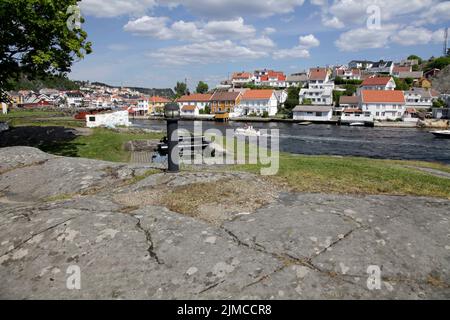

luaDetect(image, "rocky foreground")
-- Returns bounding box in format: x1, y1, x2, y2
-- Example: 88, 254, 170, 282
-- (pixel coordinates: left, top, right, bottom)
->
0, 147, 449, 299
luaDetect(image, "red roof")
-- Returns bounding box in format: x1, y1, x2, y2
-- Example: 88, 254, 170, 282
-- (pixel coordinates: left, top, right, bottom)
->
177, 93, 212, 102
361, 90, 405, 104
393, 66, 411, 73
150, 96, 171, 103
181, 105, 197, 111
309, 68, 328, 81
242, 90, 274, 100
232, 72, 252, 80
361, 76, 392, 86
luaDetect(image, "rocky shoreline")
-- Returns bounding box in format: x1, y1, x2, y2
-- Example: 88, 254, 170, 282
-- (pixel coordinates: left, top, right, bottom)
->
0, 147, 449, 299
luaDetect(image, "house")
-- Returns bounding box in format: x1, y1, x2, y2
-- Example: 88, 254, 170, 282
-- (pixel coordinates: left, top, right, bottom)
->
259, 70, 287, 88
86, 110, 131, 128
367, 60, 394, 74
403, 108, 420, 123
424, 68, 440, 79
337, 96, 359, 115
292, 105, 333, 121
299, 68, 335, 105
404, 88, 433, 109
398, 71, 424, 79
180, 105, 200, 117
341, 108, 374, 124
335, 68, 362, 80
359, 76, 396, 92
348, 60, 375, 69
360, 90, 406, 121
417, 78, 432, 89
210, 91, 242, 118
286, 74, 308, 87
399, 59, 419, 66
149, 96, 171, 115
177, 93, 212, 112
392, 66, 412, 76
136, 97, 149, 116
236, 90, 278, 116
274, 90, 288, 106
231, 72, 253, 87
64, 91, 84, 108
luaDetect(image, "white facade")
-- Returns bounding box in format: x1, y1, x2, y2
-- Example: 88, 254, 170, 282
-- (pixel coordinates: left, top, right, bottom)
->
341, 111, 374, 123
361, 103, 406, 121
299, 80, 335, 105
178, 100, 209, 112
293, 106, 333, 121
404, 91, 432, 109
86, 111, 132, 128
180, 106, 200, 117
237, 95, 278, 116
136, 99, 149, 115
65, 93, 84, 108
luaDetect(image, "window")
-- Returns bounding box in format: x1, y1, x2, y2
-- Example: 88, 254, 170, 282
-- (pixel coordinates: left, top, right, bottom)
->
89, 116, 95, 122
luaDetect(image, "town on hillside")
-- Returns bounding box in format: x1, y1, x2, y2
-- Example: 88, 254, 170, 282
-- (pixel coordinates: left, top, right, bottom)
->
2, 56, 450, 127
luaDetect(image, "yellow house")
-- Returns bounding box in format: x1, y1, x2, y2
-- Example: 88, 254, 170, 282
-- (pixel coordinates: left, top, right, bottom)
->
149, 96, 171, 114
418, 78, 432, 89
210, 91, 242, 114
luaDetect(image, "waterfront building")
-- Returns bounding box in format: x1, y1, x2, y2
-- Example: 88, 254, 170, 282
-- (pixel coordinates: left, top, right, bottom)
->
210, 91, 242, 118
360, 90, 406, 121
292, 105, 333, 121
177, 93, 212, 112
236, 89, 278, 116
299, 68, 335, 106
149, 96, 171, 115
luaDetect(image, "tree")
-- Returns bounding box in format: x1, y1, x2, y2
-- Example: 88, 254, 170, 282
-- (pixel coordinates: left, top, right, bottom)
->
195, 81, 209, 94
284, 87, 300, 110
0, 0, 92, 102
393, 77, 410, 91
425, 57, 450, 72
174, 81, 187, 97
408, 55, 423, 65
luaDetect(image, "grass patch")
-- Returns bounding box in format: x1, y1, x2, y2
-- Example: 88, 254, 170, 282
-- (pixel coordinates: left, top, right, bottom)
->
47, 128, 164, 162
126, 169, 162, 185
7, 118, 85, 128
0, 110, 65, 119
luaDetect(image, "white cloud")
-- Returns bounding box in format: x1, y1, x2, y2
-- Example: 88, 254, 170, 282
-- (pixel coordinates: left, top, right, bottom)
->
80, 0, 156, 18
298, 34, 320, 48
336, 24, 444, 51
273, 34, 319, 59
158, 0, 306, 18
148, 40, 267, 65
263, 27, 277, 35
418, 1, 450, 25
247, 37, 276, 49
203, 18, 256, 39
335, 24, 397, 51
124, 16, 255, 41
322, 16, 345, 29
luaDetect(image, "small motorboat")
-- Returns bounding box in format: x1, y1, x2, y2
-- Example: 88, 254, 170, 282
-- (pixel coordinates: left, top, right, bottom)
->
235, 125, 261, 137
349, 122, 365, 127
430, 130, 450, 138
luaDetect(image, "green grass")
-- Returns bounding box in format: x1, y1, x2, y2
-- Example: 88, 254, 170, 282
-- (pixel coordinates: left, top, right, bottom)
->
0, 110, 65, 119
207, 137, 450, 199
43, 128, 163, 162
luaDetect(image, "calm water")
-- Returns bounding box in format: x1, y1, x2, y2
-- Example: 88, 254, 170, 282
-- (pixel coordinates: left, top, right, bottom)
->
133, 120, 450, 164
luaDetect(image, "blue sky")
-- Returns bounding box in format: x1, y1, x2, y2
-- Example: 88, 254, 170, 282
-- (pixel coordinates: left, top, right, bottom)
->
71, 0, 450, 90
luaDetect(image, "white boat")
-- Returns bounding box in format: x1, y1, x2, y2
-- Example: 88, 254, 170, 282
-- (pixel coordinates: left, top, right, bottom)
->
349, 122, 365, 127
430, 130, 450, 138
235, 126, 261, 137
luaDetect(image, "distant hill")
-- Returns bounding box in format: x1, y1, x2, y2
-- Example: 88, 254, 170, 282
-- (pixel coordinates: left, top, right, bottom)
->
9, 73, 80, 92
90, 82, 175, 98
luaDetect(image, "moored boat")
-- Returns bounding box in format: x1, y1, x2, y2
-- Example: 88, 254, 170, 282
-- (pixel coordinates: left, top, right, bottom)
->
234, 125, 261, 137
430, 130, 450, 138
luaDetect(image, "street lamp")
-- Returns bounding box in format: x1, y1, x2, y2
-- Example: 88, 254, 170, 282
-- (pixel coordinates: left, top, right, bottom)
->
164, 102, 180, 173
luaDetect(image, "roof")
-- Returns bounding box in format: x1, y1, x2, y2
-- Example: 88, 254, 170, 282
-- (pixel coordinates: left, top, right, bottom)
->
361, 77, 393, 86
232, 72, 252, 80
181, 105, 197, 111
241, 90, 274, 100
309, 68, 328, 81
286, 75, 308, 82
361, 90, 405, 104
210, 91, 241, 101
293, 105, 333, 112
177, 93, 212, 102
339, 96, 359, 104
150, 96, 171, 103
393, 66, 411, 73
398, 71, 424, 79
404, 88, 432, 98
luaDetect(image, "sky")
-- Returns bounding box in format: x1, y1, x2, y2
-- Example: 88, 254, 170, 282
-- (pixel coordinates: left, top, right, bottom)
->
70, 0, 450, 90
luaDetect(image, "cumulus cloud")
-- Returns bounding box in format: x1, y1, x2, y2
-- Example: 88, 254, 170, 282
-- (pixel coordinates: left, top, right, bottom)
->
148, 40, 267, 65
247, 37, 276, 49
80, 0, 157, 18
335, 24, 444, 51
273, 34, 319, 59
124, 16, 255, 41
